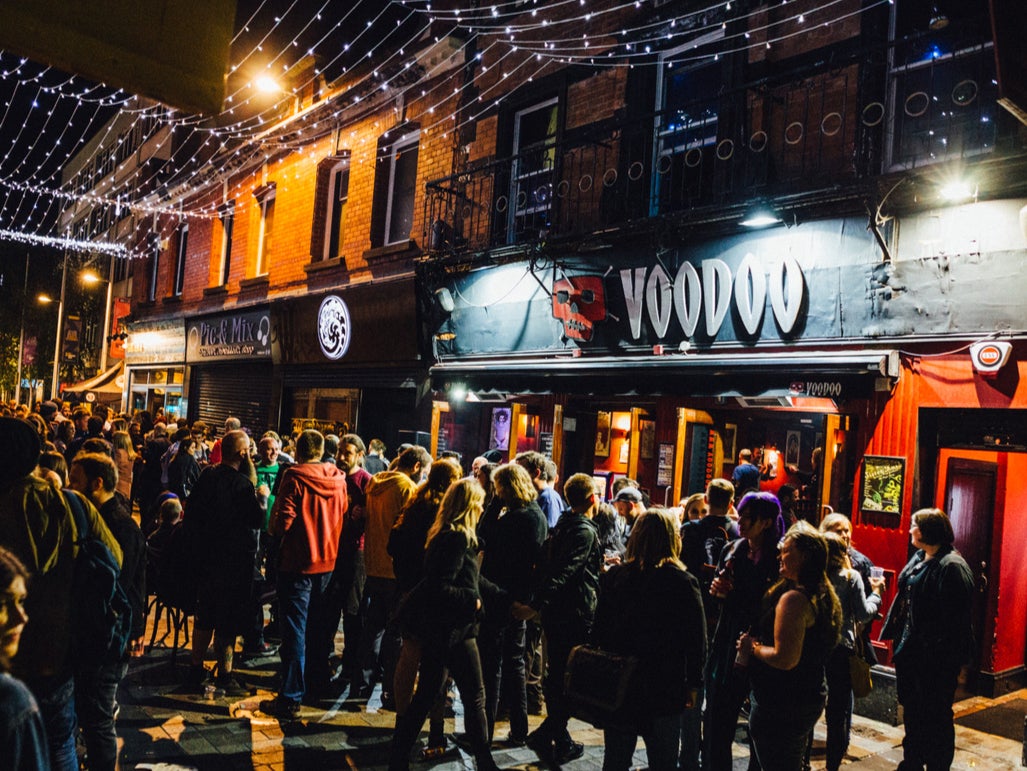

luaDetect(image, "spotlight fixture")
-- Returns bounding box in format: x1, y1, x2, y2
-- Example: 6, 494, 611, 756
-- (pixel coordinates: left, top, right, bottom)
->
740, 206, 782, 228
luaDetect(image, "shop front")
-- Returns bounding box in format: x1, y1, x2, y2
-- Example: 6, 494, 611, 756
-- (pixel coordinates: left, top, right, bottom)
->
185, 306, 274, 432
272, 278, 429, 451
123, 318, 186, 421
428, 203, 1027, 694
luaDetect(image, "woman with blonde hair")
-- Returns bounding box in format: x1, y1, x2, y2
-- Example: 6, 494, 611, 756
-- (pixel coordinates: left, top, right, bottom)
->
593, 508, 707, 770
111, 430, 137, 502
737, 521, 842, 770
477, 461, 548, 744
388, 458, 462, 742
388, 479, 500, 771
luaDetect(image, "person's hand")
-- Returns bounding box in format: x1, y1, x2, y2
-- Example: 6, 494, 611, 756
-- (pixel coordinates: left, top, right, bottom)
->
736, 632, 754, 661
130, 637, 145, 658
476, 598, 482, 611
710, 574, 733, 598
869, 576, 886, 593
256, 483, 270, 498
604, 552, 622, 567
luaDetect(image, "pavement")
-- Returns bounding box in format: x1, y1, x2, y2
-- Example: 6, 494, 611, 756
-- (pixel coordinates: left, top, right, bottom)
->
110, 615, 1026, 771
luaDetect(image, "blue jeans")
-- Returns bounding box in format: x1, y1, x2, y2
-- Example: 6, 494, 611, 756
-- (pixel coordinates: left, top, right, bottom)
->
278, 571, 332, 704
31, 675, 77, 771
749, 691, 824, 771
603, 712, 683, 771
76, 659, 129, 771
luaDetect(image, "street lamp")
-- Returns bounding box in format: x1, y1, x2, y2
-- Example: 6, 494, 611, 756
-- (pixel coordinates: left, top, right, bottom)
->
82, 263, 115, 373
37, 289, 64, 400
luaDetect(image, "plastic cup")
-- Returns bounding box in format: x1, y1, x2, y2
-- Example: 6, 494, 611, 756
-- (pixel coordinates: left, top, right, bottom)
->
870, 566, 885, 580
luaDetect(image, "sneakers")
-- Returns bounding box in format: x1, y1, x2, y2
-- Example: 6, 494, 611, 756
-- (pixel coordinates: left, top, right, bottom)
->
241, 641, 279, 659
419, 740, 449, 761
259, 697, 301, 721
216, 674, 252, 698
554, 739, 585, 764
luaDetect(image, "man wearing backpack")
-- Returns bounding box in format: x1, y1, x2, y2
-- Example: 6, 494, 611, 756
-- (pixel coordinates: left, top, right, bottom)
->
681, 478, 739, 599
0, 417, 123, 771
679, 478, 739, 771
70, 452, 146, 771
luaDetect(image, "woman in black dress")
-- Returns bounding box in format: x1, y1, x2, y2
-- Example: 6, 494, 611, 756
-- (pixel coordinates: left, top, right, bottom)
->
388, 478, 499, 771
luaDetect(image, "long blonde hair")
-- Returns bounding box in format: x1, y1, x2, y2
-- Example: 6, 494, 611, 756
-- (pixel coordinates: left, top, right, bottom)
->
112, 430, 137, 461
625, 507, 685, 572
427, 478, 485, 550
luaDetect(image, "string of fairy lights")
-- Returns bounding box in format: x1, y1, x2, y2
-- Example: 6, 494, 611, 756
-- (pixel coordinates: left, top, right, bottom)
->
0, 0, 899, 260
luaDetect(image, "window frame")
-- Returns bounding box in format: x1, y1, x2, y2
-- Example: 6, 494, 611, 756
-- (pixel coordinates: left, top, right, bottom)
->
380, 129, 420, 247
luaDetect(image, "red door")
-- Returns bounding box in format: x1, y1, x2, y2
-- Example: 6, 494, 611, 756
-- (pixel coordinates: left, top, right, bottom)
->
943, 457, 997, 678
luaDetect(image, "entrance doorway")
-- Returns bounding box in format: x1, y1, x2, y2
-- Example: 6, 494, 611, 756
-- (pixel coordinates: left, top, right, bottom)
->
943, 457, 996, 688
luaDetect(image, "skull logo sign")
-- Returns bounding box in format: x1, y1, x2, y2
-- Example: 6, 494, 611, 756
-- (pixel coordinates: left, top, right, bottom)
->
552, 276, 606, 341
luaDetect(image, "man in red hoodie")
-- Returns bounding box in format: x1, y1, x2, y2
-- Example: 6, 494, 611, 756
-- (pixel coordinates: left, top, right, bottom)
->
260, 430, 347, 720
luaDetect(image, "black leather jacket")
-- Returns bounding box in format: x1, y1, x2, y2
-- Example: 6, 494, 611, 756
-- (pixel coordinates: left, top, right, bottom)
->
534, 511, 601, 631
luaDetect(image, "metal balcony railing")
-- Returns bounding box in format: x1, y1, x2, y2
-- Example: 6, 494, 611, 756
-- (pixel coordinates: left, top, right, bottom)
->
424, 43, 1017, 257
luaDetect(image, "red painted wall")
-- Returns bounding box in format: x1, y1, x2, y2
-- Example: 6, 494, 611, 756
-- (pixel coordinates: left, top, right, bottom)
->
851, 347, 1027, 674
935, 449, 1027, 675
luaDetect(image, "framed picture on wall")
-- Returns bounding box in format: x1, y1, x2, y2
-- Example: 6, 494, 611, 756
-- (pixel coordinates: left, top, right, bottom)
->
640, 419, 656, 459
785, 430, 801, 466
721, 423, 737, 461
489, 407, 511, 451
595, 410, 612, 457
861, 456, 905, 514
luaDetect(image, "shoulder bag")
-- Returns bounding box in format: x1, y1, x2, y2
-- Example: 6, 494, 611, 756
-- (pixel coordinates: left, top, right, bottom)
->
564, 644, 642, 731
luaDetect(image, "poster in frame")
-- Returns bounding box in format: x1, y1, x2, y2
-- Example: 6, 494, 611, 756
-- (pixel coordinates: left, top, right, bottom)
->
489, 407, 511, 451
861, 455, 905, 514
595, 410, 612, 457
785, 430, 801, 466
721, 423, 737, 461
640, 419, 656, 459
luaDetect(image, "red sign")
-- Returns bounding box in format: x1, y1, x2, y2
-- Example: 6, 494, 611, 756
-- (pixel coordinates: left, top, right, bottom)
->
108, 298, 131, 360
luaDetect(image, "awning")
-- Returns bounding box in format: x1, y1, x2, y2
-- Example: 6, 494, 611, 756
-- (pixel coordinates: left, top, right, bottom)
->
63, 361, 125, 397
430, 350, 900, 400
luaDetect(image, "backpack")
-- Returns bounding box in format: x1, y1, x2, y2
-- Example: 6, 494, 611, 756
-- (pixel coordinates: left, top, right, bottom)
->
65, 489, 134, 665
681, 517, 730, 590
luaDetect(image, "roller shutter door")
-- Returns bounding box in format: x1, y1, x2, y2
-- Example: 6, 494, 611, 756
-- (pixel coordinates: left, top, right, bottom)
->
189, 363, 273, 433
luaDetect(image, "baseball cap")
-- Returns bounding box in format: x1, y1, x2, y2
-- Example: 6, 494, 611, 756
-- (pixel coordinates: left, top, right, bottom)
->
613, 487, 643, 504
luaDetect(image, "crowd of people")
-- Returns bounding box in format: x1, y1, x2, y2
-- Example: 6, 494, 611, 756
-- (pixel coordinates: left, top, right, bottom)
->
0, 399, 976, 771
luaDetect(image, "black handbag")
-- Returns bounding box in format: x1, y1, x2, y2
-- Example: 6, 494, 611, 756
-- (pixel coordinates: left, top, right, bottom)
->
564, 644, 642, 731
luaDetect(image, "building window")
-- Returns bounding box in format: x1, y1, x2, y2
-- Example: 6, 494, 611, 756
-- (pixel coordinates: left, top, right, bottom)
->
370, 128, 419, 248
507, 98, 559, 244
886, 2, 996, 170
253, 183, 276, 276
654, 32, 724, 215
217, 201, 235, 285
173, 223, 188, 296
309, 153, 350, 261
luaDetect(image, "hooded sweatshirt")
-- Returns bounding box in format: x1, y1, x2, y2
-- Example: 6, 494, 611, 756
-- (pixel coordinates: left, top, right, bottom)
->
270, 462, 348, 574
363, 470, 418, 580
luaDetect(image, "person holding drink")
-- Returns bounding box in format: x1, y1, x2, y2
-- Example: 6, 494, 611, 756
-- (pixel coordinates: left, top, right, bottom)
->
737, 521, 842, 770
701, 492, 782, 771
